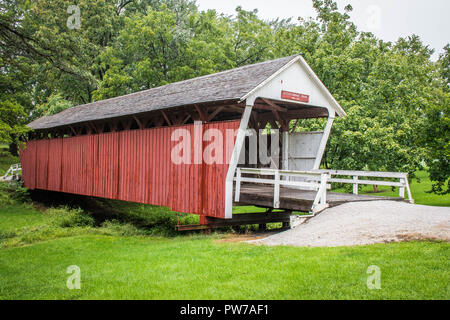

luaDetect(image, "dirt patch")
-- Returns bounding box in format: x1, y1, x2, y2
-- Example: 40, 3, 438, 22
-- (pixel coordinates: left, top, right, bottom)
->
215, 232, 279, 243
250, 201, 450, 247
394, 233, 444, 242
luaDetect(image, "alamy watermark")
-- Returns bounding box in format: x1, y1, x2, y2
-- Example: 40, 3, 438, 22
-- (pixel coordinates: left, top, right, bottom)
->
170, 122, 281, 167
366, 265, 381, 290
66, 265, 81, 290
67, 5, 81, 30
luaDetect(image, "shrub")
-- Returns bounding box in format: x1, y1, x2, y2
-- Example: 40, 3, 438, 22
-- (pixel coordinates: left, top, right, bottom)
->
125, 205, 199, 236
0, 180, 30, 205
0, 230, 16, 240
101, 220, 148, 236
10, 181, 30, 202
46, 207, 95, 228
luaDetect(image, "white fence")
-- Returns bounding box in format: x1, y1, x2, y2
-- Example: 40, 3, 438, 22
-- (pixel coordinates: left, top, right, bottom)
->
316, 169, 413, 203
234, 167, 330, 213
1, 163, 22, 182
234, 167, 413, 214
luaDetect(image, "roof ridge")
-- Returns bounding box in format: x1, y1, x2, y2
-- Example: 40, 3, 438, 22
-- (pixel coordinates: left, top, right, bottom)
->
57, 55, 299, 111
28, 54, 301, 129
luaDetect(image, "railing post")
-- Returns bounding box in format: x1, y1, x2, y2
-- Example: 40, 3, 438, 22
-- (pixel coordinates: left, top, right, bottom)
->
320, 173, 328, 205
399, 177, 406, 198
353, 175, 358, 195
273, 170, 280, 208
404, 174, 414, 204
235, 168, 241, 202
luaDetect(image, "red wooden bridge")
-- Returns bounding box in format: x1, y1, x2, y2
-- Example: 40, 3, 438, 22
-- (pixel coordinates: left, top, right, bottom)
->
20, 55, 413, 230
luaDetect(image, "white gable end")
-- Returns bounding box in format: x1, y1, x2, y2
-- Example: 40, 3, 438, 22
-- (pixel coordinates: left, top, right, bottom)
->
242, 56, 346, 117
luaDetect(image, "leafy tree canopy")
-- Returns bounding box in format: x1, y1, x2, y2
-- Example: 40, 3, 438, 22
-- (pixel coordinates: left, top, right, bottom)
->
0, 0, 448, 193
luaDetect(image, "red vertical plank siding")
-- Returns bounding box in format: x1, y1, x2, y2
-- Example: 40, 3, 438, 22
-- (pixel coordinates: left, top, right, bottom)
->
19, 120, 240, 219
118, 130, 145, 204
35, 139, 49, 190
47, 138, 63, 191
83, 135, 95, 196
168, 121, 240, 217
93, 132, 119, 199
20, 140, 37, 190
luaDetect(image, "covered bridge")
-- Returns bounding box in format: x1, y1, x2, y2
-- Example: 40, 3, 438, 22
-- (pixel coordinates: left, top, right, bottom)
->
20, 54, 412, 229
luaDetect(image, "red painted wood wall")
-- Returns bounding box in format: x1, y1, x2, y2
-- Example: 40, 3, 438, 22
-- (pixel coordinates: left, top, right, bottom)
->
20, 120, 240, 219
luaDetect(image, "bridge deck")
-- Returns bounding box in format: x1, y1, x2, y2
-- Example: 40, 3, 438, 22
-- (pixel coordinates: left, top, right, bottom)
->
237, 184, 406, 212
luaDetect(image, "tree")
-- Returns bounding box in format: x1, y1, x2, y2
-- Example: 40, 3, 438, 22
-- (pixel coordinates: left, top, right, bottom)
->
230, 7, 275, 66
33, 94, 73, 119
420, 46, 450, 194
0, 0, 447, 194
93, 5, 191, 100
93, 4, 276, 101
0, 55, 32, 155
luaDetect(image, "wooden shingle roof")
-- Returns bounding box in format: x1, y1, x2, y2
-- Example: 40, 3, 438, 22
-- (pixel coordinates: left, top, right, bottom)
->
28, 55, 299, 130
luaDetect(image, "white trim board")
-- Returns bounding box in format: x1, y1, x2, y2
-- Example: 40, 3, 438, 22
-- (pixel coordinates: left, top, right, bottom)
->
241, 55, 346, 117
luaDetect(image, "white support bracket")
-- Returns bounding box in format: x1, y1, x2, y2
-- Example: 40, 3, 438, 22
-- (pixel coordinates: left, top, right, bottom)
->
311, 173, 329, 214
313, 111, 335, 170
225, 105, 253, 219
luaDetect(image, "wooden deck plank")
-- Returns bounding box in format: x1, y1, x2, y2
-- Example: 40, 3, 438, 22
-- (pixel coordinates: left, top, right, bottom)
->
237, 184, 406, 212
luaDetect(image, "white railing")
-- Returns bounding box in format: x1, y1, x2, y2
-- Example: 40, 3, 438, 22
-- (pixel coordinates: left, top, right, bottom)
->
312, 169, 413, 204
1, 163, 22, 182
234, 167, 414, 214
234, 167, 329, 213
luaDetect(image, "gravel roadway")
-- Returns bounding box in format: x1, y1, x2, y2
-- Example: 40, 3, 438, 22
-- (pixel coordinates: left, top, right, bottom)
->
250, 201, 450, 247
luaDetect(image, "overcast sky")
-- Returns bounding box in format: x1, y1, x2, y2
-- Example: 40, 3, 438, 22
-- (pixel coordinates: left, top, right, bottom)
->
196, 0, 449, 61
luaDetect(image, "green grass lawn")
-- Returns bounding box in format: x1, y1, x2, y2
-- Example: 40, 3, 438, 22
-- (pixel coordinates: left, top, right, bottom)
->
0, 152, 449, 299
0, 204, 49, 233
0, 233, 448, 300
0, 200, 448, 299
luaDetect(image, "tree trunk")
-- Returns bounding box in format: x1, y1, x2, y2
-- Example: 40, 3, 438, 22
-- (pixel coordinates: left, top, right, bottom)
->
9, 141, 18, 156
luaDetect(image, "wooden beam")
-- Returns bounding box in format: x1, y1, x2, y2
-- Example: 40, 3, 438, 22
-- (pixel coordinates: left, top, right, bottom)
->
251, 111, 261, 131
195, 104, 208, 122
69, 125, 77, 136
121, 119, 132, 130
133, 116, 149, 129
109, 120, 118, 132
188, 110, 201, 121
268, 119, 278, 130
182, 114, 191, 125
97, 122, 105, 133
177, 212, 291, 230
133, 116, 143, 129
88, 122, 98, 134
272, 110, 289, 131
253, 103, 287, 113
161, 110, 172, 126
207, 106, 225, 121
261, 98, 287, 112
172, 113, 184, 126
154, 115, 165, 127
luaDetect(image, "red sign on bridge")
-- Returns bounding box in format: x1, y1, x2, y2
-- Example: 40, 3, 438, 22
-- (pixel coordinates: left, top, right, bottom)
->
281, 90, 310, 103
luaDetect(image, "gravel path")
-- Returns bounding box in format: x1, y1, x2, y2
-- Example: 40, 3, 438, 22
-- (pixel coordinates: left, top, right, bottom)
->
250, 201, 450, 247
